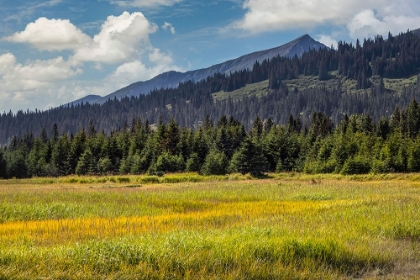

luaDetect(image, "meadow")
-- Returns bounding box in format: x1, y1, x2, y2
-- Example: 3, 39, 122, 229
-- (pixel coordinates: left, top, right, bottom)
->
0, 173, 419, 279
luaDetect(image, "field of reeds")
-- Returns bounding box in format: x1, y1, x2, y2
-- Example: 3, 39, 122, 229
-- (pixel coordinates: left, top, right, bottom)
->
0, 173, 419, 279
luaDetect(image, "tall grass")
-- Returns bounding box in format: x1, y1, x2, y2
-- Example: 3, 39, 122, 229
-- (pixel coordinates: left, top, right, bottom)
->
0, 175, 418, 278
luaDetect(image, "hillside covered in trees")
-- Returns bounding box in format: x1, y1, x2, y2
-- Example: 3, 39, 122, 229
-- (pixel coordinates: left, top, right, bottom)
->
1, 30, 420, 146
2, 98, 420, 179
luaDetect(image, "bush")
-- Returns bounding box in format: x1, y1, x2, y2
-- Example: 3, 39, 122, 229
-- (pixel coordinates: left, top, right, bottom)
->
229, 138, 268, 175
371, 159, 392, 174
303, 160, 336, 174
117, 177, 130, 183
201, 150, 229, 175
98, 158, 112, 174
341, 157, 371, 175
156, 153, 185, 173
186, 153, 201, 172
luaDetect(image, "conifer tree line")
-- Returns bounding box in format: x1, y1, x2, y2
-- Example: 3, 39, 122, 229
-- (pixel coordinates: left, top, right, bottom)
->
1, 30, 420, 145
2, 99, 420, 179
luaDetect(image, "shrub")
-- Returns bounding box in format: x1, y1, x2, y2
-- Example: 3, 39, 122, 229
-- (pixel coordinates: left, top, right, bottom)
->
341, 157, 371, 175
186, 153, 201, 172
156, 153, 185, 173
201, 150, 229, 175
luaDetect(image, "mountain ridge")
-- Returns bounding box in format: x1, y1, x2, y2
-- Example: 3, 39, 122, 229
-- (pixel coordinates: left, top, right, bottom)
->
67, 34, 326, 106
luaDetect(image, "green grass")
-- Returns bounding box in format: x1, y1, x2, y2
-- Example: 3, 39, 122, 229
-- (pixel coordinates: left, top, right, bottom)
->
212, 80, 270, 101
211, 72, 418, 102
0, 174, 419, 279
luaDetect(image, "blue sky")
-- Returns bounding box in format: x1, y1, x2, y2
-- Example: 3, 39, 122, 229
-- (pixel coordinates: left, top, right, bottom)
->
1, 0, 420, 113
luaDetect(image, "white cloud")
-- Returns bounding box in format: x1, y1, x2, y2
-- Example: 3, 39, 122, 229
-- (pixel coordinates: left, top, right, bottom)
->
0, 53, 81, 91
110, 0, 182, 9
162, 22, 176, 34
233, 0, 420, 37
108, 48, 181, 89
0, 53, 16, 75
0, 11, 181, 113
108, 60, 148, 88
233, 0, 372, 33
0, 53, 83, 111
347, 9, 420, 40
4, 18, 91, 51
72, 11, 158, 64
316, 35, 338, 49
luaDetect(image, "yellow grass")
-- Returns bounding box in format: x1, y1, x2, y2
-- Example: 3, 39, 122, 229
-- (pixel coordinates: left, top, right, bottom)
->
0, 174, 419, 279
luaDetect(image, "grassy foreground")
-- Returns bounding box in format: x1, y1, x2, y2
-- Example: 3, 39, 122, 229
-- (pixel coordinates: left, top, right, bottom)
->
0, 174, 419, 279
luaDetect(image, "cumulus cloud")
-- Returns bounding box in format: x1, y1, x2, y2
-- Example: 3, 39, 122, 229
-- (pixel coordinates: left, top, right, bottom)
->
233, 0, 420, 38
109, 0, 182, 9
0, 53, 81, 91
162, 22, 176, 34
108, 48, 181, 88
347, 9, 420, 40
0, 53, 16, 75
4, 18, 91, 51
72, 12, 158, 64
0, 11, 181, 112
316, 35, 338, 49
0, 53, 83, 111
233, 0, 372, 33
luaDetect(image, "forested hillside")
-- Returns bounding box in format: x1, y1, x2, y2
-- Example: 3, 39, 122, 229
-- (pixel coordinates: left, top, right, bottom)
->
2, 98, 420, 179
1, 30, 420, 146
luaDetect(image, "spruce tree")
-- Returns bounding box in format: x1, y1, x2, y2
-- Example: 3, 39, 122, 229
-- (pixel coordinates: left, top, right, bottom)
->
230, 137, 268, 175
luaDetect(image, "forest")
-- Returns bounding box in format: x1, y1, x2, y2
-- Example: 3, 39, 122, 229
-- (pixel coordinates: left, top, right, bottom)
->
2, 97, 420, 178
2, 30, 420, 178
1, 30, 420, 145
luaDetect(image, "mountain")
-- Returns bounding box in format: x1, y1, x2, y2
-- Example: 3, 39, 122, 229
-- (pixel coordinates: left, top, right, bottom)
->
411, 28, 420, 37
65, 94, 102, 107
72, 34, 327, 105
4, 30, 420, 147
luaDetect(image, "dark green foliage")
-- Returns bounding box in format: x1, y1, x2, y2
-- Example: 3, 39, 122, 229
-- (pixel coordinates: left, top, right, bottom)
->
230, 137, 268, 175
155, 153, 185, 173
340, 157, 371, 175
6, 150, 28, 178
186, 153, 201, 172
0, 150, 7, 178
51, 134, 71, 176
75, 148, 96, 175
407, 140, 420, 172
201, 150, 229, 175
3, 30, 420, 147
98, 157, 113, 174
4, 98, 420, 178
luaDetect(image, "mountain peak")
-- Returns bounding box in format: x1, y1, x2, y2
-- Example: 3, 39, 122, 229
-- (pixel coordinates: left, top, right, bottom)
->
297, 34, 311, 39
72, 34, 327, 105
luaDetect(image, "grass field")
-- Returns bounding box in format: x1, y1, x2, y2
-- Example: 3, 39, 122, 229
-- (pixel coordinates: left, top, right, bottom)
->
211, 73, 419, 102
0, 173, 419, 279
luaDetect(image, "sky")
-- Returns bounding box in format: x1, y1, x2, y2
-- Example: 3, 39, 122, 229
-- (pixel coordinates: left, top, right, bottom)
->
0, 0, 420, 113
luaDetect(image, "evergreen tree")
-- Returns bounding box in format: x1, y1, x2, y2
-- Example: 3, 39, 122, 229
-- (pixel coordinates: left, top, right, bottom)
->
6, 150, 28, 178
75, 148, 96, 175
186, 153, 201, 172
230, 137, 268, 175
201, 150, 229, 175
165, 119, 180, 155
51, 133, 71, 176
408, 139, 420, 171
67, 129, 86, 174
251, 116, 263, 138
0, 149, 7, 178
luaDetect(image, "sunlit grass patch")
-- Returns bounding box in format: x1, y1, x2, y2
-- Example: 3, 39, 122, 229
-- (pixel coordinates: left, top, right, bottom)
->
0, 175, 418, 278
389, 221, 420, 241
0, 230, 392, 279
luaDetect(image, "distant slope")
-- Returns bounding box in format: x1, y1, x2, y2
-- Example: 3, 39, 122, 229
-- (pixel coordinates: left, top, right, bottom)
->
64, 95, 102, 107
411, 28, 420, 37
93, 34, 326, 104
